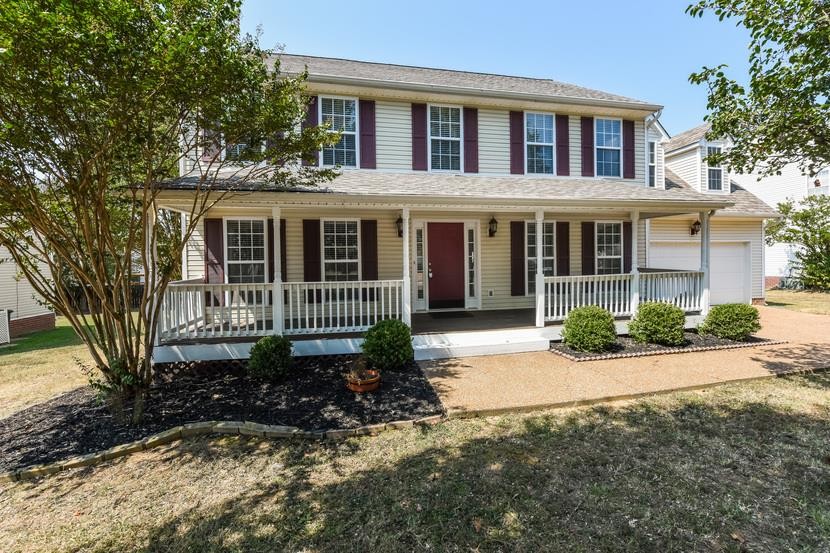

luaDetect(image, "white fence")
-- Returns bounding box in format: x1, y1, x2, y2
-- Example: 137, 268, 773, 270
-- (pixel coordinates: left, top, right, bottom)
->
0, 309, 9, 345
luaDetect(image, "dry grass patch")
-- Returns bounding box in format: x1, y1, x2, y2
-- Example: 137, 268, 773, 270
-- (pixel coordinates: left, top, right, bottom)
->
766, 289, 830, 316
0, 317, 89, 418
2, 373, 829, 552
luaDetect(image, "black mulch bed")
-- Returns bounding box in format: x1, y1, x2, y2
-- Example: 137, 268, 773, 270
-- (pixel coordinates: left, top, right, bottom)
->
550, 331, 781, 361
0, 355, 443, 472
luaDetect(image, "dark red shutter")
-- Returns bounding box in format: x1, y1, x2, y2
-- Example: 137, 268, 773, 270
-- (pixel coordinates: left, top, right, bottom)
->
623, 221, 633, 273
555, 115, 569, 176
301, 96, 319, 167
510, 221, 525, 296
267, 219, 274, 282
581, 222, 595, 275
359, 99, 376, 169
556, 221, 570, 276
411, 103, 428, 171
201, 129, 220, 162
302, 219, 321, 282
509, 111, 524, 174
623, 120, 635, 179
360, 220, 378, 280
280, 220, 287, 282
266, 219, 288, 282
204, 219, 224, 283
463, 107, 479, 173
581, 117, 594, 177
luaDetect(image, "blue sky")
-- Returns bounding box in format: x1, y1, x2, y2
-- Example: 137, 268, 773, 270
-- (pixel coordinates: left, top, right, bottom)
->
241, 0, 751, 136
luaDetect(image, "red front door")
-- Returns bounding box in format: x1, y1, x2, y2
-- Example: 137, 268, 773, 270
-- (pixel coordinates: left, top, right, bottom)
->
427, 222, 465, 309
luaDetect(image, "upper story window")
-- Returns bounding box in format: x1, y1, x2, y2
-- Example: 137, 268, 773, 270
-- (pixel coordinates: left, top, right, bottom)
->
322, 220, 360, 281
525, 221, 556, 294
525, 113, 554, 174
648, 141, 656, 187
595, 118, 622, 177
706, 146, 723, 191
321, 97, 357, 167
225, 219, 267, 283
429, 105, 461, 171
595, 222, 622, 275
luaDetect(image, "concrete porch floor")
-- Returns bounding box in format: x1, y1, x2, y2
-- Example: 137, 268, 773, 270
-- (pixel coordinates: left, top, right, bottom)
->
412, 309, 535, 334
421, 306, 830, 417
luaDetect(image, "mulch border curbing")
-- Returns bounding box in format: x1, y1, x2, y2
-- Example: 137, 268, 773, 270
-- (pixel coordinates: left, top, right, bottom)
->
0, 414, 445, 484
549, 338, 788, 362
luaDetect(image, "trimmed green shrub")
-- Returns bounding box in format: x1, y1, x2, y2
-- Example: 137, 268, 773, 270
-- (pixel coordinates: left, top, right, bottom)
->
362, 319, 414, 370
247, 335, 293, 380
628, 302, 686, 346
699, 304, 761, 341
561, 306, 617, 353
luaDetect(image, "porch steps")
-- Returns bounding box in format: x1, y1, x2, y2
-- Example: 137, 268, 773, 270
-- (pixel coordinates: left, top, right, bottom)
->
412, 328, 551, 361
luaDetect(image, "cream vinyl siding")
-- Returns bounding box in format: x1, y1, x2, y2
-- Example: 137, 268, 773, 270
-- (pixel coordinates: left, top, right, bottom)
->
375, 101, 412, 170
632, 120, 646, 185
648, 217, 765, 298
0, 246, 52, 321
568, 115, 581, 177
665, 147, 701, 190
637, 219, 646, 268
183, 217, 205, 281
477, 109, 510, 174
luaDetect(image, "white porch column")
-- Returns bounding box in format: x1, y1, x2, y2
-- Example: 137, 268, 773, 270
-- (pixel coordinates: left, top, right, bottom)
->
630, 209, 640, 314
401, 208, 412, 327
535, 209, 545, 327
700, 210, 711, 315
180, 212, 188, 279
272, 206, 285, 335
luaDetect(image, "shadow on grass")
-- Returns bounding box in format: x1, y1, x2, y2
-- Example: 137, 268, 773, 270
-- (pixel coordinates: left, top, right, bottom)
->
135, 376, 830, 552
0, 321, 81, 357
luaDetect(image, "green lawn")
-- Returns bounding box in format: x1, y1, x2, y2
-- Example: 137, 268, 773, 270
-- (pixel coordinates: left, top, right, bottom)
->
2, 373, 829, 552
0, 317, 90, 418
766, 289, 830, 316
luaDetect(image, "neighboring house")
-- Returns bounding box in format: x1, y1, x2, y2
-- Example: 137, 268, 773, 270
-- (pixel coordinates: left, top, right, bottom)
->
0, 245, 55, 340
661, 123, 778, 302
152, 54, 770, 363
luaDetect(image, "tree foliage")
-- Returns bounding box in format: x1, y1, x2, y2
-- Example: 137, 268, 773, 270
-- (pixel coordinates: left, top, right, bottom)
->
766, 194, 830, 289
687, 0, 830, 176
0, 0, 336, 421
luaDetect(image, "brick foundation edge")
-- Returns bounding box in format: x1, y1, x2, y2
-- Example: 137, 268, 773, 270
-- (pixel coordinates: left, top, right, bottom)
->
9, 313, 55, 338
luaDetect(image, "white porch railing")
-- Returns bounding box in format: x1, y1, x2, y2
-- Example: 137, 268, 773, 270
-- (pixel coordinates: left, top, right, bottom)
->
283, 279, 403, 335
544, 274, 634, 321
639, 271, 703, 312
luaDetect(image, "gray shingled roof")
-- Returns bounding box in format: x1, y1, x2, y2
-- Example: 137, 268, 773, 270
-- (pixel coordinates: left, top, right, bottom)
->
665, 169, 778, 217
166, 169, 732, 208
664, 122, 711, 154
273, 54, 661, 110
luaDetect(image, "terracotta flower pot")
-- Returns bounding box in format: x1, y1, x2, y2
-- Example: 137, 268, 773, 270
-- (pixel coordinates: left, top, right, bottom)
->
346, 369, 381, 393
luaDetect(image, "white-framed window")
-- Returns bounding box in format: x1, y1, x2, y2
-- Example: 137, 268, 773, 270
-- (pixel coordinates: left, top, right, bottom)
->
648, 141, 656, 187
595, 118, 622, 177
225, 218, 267, 283
429, 105, 462, 171
526, 221, 556, 294
595, 222, 622, 275
320, 97, 358, 167
525, 113, 554, 174
706, 146, 723, 191
467, 227, 476, 298
816, 167, 829, 187
322, 219, 360, 281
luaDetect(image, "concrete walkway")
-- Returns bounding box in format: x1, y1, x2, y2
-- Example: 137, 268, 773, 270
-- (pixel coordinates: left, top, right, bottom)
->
421, 306, 830, 416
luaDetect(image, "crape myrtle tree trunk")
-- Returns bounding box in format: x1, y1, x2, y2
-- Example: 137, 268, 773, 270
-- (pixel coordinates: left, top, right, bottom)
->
0, 0, 337, 422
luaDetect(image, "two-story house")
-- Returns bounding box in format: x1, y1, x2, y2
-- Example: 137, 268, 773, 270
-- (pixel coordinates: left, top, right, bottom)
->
666, 123, 825, 288
152, 55, 774, 364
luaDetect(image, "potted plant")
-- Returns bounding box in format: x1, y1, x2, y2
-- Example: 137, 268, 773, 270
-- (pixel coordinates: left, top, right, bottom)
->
345, 356, 380, 393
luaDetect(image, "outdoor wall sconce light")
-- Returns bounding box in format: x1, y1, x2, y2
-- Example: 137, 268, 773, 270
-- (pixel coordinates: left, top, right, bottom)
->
488, 216, 498, 237
395, 216, 404, 238
690, 220, 701, 236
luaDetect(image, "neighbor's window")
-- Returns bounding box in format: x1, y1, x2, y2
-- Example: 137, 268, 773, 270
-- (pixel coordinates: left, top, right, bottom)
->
526, 113, 554, 174
526, 221, 556, 294
321, 97, 357, 167
429, 105, 461, 171
648, 141, 656, 187
595, 222, 622, 275
225, 219, 266, 283
322, 220, 359, 281
595, 118, 622, 177
706, 146, 723, 191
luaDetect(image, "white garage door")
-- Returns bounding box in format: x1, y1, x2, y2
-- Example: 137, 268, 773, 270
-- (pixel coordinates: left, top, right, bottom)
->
649, 242, 751, 305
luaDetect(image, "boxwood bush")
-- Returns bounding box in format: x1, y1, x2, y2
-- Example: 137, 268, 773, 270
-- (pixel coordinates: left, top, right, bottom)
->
628, 302, 686, 346
362, 319, 414, 370
247, 335, 293, 381
699, 304, 761, 341
561, 306, 617, 353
